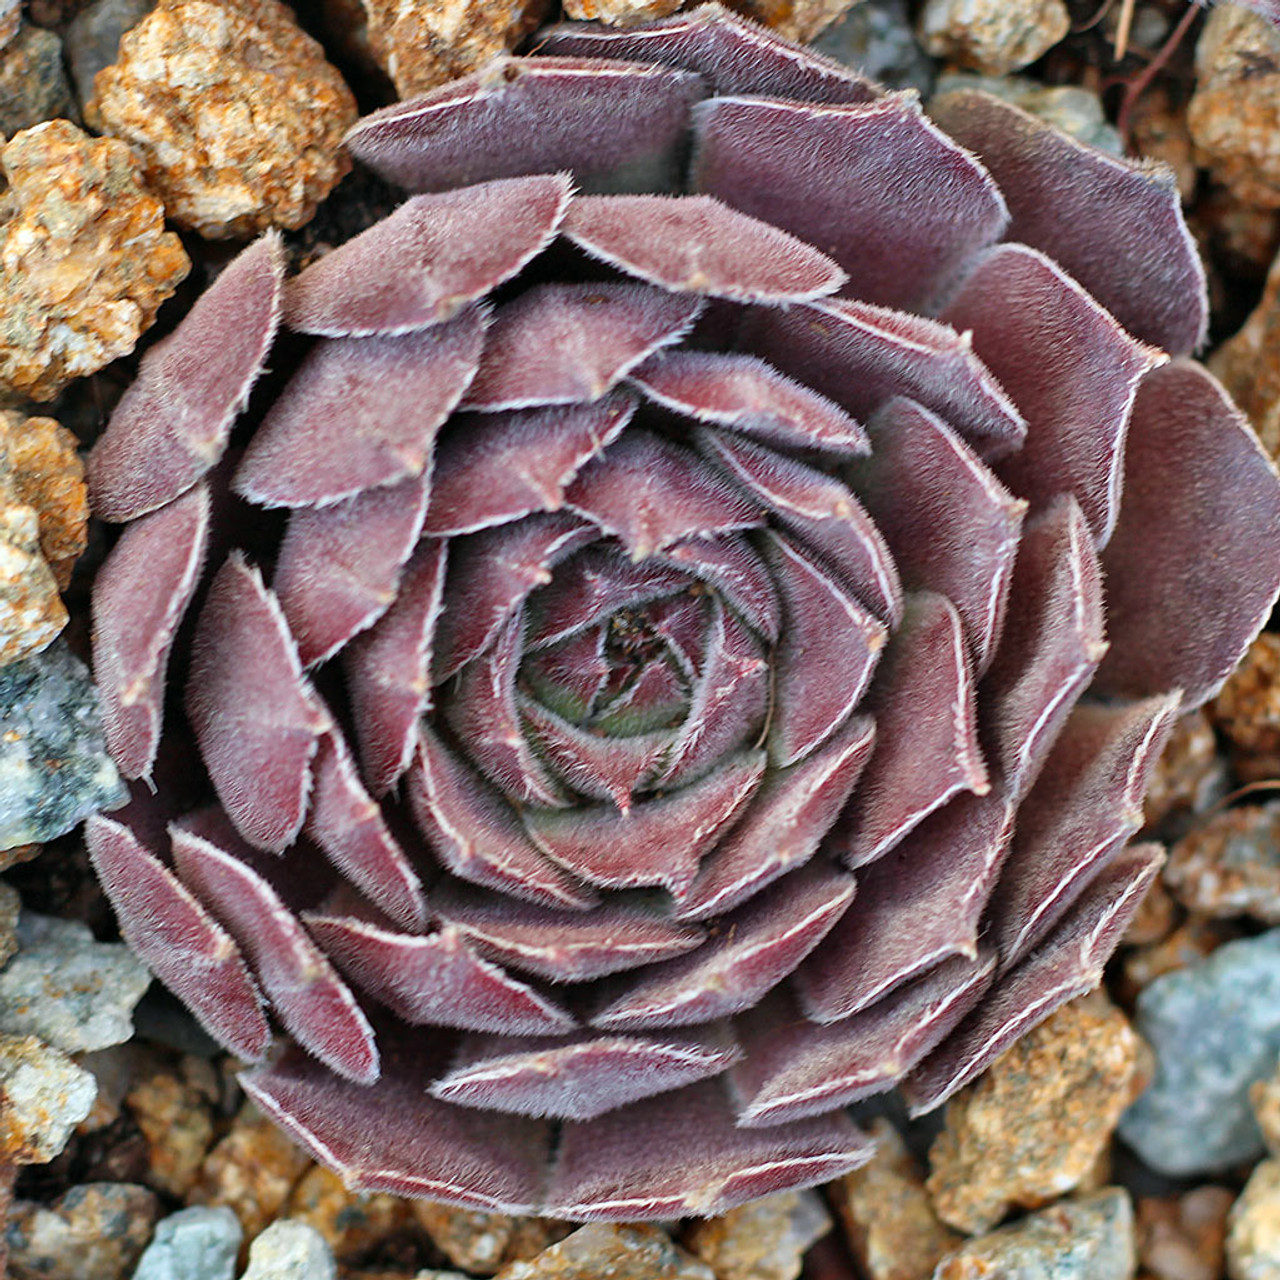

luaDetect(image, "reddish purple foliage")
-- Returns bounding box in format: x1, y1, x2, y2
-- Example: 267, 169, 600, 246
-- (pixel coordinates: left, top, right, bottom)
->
85, 4, 1280, 1221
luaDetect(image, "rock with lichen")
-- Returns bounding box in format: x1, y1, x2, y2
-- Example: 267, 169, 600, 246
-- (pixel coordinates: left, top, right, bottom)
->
683, 1190, 831, 1280
927, 994, 1144, 1234
0, 119, 189, 402
1188, 5, 1280, 210
1165, 801, 1280, 924
917, 0, 1070, 77
0, 23, 77, 136
87, 0, 357, 239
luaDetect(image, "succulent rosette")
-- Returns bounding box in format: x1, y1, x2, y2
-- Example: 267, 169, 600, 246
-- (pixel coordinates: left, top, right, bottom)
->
82, 5, 1280, 1220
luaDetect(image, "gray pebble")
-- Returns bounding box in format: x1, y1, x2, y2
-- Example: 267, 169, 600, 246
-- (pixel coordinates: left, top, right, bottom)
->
1120, 928, 1280, 1175
65, 0, 156, 108
238, 1221, 335, 1280
935, 1188, 1136, 1279
933, 72, 1125, 154
8, 1182, 159, 1280
812, 0, 935, 95
0, 912, 150, 1053
131, 1206, 241, 1280
0, 640, 126, 850
0, 24, 78, 136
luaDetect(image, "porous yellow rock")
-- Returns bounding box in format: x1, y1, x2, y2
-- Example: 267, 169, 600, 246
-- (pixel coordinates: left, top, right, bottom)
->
724, 0, 861, 44
563, 0, 682, 25
87, 0, 357, 239
361, 0, 551, 99
917, 0, 1070, 77
0, 120, 189, 403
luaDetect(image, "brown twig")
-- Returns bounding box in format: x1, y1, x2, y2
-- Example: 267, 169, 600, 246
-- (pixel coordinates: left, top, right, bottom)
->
1115, 1, 1201, 145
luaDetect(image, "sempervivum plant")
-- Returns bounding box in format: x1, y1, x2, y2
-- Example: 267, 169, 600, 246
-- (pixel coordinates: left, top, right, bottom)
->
83, 5, 1280, 1219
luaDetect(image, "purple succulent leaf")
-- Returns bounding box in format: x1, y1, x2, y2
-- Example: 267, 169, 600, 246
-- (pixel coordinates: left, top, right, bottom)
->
943, 244, 1164, 547
524, 750, 765, 895
305, 727, 428, 934
522, 690, 674, 808
852, 397, 1025, 673
590, 862, 855, 1031
432, 884, 705, 982
433, 513, 597, 682
522, 626, 611, 722
538, 3, 881, 103
657, 534, 781, 642
345, 56, 706, 196
562, 194, 846, 303
461, 283, 702, 412
170, 821, 379, 1083
630, 349, 868, 457
762, 531, 886, 768
828, 592, 988, 868
424, 396, 636, 537
84, 815, 271, 1061
409, 725, 599, 910
978, 496, 1107, 799
903, 843, 1164, 1115
274, 471, 430, 669
731, 950, 996, 1126
241, 1034, 552, 1210
676, 713, 875, 921
1094, 361, 1280, 709
233, 307, 487, 508
545, 1076, 872, 1219
522, 543, 687, 654
656, 600, 769, 788
929, 88, 1208, 356
443, 610, 573, 808
284, 175, 573, 337
344, 539, 447, 797
703, 429, 901, 624
186, 553, 330, 852
302, 912, 576, 1035
990, 694, 1179, 972
566, 429, 765, 559
797, 790, 1013, 1021
430, 1028, 740, 1120
87, 234, 283, 522
93, 484, 209, 782
691, 94, 1007, 314
739, 298, 1026, 462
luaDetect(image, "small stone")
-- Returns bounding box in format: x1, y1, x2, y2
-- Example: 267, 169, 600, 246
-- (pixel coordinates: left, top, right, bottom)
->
187, 1101, 312, 1243
0, 491, 63, 668
1120, 928, 1280, 1175
285, 1165, 412, 1261
131, 1205, 241, 1280
830, 1118, 960, 1280
411, 1204, 575, 1274
7, 1182, 159, 1280
927, 994, 1143, 1234
239, 1220, 335, 1280
1228, 1159, 1280, 1280
1211, 634, 1280, 778
0, 642, 126, 848
64, 0, 157, 108
1211, 241, 1280, 461
0, 912, 149, 1052
0, 25, 77, 137
934, 1189, 1136, 1280
1145, 710, 1228, 830
126, 1063, 217, 1198
726, 0, 862, 45
360, 0, 550, 100
918, 0, 1070, 76
496, 1224, 715, 1280
1124, 875, 1180, 949
1253, 1060, 1280, 1154
0, 119, 190, 402
562, 0, 682, 26
1137, 1187, 1233, 1280
1165, 801, 1280, 924
0, 1033, 96, 1164
87, 0, 357, 239
0, 0, 19, 50
1188, 5, 1280, 210
811, 0, 934, 94
933, 73, 1124, 153
683, 1190, 831, 1280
